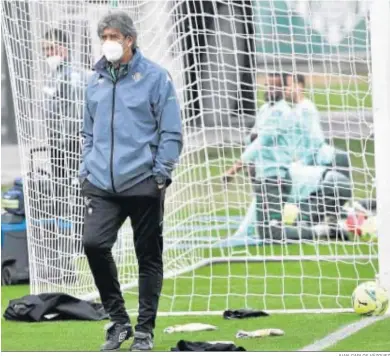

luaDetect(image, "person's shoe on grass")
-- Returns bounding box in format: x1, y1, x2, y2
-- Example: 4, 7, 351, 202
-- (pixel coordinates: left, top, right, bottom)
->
130, 331, 154, 351
100, 322, 133, 351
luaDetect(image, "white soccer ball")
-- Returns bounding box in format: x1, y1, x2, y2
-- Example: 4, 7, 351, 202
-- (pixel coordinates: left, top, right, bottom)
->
282, 203, 300, 225
352, 281, 389, 316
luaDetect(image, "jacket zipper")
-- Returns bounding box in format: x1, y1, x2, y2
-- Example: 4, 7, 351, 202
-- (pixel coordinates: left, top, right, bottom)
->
110, 80, 117, 193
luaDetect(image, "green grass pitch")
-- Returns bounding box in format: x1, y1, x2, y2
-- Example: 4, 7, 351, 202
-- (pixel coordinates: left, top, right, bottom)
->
2, 81, 387, 352
2, 284, 390, 352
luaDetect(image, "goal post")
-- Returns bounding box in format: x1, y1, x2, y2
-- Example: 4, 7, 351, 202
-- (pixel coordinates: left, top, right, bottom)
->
1, 0, 387, 315
370, 0, 390, 309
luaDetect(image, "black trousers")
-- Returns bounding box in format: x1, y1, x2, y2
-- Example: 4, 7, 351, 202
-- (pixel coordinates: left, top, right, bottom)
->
81, 178, 164, 334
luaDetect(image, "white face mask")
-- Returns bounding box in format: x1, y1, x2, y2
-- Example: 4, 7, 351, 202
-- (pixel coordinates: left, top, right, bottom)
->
46, 55, 62, 72
102, 41, 124, 63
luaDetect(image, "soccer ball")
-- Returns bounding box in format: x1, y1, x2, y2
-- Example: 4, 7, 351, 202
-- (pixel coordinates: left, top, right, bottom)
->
352, 281, 389, 316
282, 203, 300, 225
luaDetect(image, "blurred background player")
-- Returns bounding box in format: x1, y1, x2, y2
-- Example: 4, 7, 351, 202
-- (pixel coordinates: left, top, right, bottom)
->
42, 28, 85, 284
223, 73, 352, 241
283, 73, 352, 230
224, 144, 352, 242
42, 28, 85, 216
222, 73, 294, 242
284, 73, 350, 178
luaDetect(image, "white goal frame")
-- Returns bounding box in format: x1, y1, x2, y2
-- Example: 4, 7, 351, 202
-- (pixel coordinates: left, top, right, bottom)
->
371, 0, 390, 312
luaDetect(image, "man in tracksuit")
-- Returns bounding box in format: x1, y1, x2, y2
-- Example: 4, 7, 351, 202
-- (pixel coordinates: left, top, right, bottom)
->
79, 11, 183, 352
222, 73, 295, 241
43, 28, 85, 215
43, 29, 85, 283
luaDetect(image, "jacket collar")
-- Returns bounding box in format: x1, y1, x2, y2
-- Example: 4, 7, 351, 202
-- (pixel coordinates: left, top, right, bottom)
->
94, 48, 142, 77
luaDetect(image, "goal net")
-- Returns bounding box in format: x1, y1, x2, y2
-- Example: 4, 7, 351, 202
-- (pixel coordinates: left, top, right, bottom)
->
2, 0, 388, 315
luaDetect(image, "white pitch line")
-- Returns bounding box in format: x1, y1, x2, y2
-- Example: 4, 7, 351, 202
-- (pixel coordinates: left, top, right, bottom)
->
299, 314, 390, 352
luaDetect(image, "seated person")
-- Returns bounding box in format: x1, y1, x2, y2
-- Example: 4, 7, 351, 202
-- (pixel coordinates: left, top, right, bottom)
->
222, 72, 295, 242
223, 73, 352, 242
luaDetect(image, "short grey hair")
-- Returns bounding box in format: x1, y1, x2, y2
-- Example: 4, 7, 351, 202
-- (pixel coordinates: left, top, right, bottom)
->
97, 11, 138, 49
